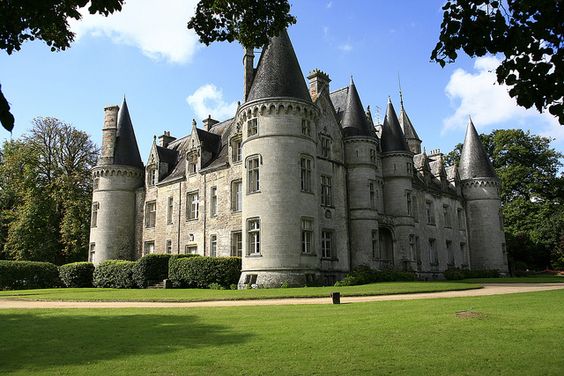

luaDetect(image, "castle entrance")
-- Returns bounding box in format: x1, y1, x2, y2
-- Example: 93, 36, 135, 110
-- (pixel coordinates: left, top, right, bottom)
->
378, 228, 394, 269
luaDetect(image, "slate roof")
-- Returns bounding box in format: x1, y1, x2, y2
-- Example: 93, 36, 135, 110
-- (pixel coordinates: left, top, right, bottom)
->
458, 118, 496, 180
113, 98, 144, 168
381, 100, 410, 152
399, 105, 420, 141
340, 79, 375, 137
329, 86, 348, 123
247, 29, 311, 103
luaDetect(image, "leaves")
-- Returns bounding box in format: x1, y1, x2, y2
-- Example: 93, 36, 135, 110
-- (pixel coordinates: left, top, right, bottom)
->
0, 85, 14, 132
431, 0, 564, 125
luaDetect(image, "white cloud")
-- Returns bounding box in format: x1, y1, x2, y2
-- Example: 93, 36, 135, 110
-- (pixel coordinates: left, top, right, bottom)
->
186, 84, 238, 121
338, 42, 353, 52
70, 0, 200, 64
443, 56, 561, 143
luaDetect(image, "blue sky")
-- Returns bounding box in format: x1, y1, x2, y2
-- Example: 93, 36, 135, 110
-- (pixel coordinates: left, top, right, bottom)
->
1, 0, 562, 159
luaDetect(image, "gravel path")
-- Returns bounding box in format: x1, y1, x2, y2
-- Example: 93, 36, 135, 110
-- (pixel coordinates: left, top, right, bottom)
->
0, 283, 562, 309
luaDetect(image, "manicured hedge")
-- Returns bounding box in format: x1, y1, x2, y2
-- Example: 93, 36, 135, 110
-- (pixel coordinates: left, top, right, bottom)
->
443, 268, 500, 280
169, 256, 241, 288
335, 265, 416, 286
133, 254, 172, 288
0, 260, 60, 290
59, 262, 95, 288
93, 260, 137, 288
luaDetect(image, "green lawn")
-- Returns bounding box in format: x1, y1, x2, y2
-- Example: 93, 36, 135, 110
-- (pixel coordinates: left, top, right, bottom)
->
462, 275, 564, 284
1, 290, 563, 375
0, 281, 480, 302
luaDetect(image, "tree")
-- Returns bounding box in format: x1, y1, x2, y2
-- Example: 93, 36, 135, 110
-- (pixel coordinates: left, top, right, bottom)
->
187, 0, 296, 48
446, 129, 564, 270
432, 0, 563, 125
0, 0, 125, 132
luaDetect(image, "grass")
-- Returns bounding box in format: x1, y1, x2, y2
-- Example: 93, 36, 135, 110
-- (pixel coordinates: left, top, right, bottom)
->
1, 289, 563, 375
462, 275, 564, 284
0, 281, 480, 302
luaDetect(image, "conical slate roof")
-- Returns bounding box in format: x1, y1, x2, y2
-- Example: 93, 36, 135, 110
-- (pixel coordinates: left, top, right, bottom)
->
342, 78, 374, 137
458, 118, 496, 180
399, 104, 420, 141
247, 29, 311, 102
113, 98, 143, 168
381, 100, 410, 152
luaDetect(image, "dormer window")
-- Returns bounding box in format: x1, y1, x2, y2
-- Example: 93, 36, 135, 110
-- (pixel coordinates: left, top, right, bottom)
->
247, 118, 258, 137
147, 166, 158, 187
187, 151, 198, 175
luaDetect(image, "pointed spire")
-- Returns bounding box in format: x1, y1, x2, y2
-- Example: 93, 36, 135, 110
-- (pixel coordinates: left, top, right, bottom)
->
399, 104, 420, 141
459, 117, 496, 180
113, 98, 143, 168
247, 29, 311, 102
341, 78, 374, 137
381, 100, 410, 152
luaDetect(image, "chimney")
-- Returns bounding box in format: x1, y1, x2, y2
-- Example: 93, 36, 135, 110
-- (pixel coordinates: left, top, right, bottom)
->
243, 47, 255, 100
202, 115, 220, 131
99, 105, 119, 165
158, 131, 176, 147
307, 69, 331, 101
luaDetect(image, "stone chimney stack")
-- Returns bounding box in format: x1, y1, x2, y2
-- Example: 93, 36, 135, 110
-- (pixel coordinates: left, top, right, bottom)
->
99, 105, 119, 165
158, 131, 176, 147
202, 115, 220, 132
243, 47, 255, 101
307, 69, 331, 101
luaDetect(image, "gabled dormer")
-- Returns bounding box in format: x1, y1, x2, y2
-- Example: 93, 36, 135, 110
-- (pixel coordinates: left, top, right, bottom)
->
185, 120, 222, 175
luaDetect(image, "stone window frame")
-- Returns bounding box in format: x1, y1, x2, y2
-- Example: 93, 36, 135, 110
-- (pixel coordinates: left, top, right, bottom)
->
321, 229, 333, 259
246, 155, 261, 194
443, 204, 451, 228
210, 234, 217, 257
301, 217, 314, 254
147, 165, 158, 187
371, 229, 379, 259
143, 241, 155, 256
231, 179, 242, 211
426, 200, 435, 225
231, 231, 243, 257
460, 242, 468, 268
186, 191, 199, 221
89, 243, 95, 262
210, 186, 218, 217
230, 134, 242, 163
446, 240, 454, 267
369, 180, 377, 209
301, 119, 312, 137
300, 155, 313, 193
186, 150, 199, 175
93, 178, 100, 191
320, 175, 333, 207
370, 148, 377, 163
247, 217, 261, 256
320, 134, 331, 158
428, 238, 438, 266
185, 245, 198, 255
457, 208, 465, 229
145, 201, 156, 228
247, 118, 258, 137
167, 196, 174, 225
91, 202, 99, 228
166, 239, 172, 254
406, 190, 413, 216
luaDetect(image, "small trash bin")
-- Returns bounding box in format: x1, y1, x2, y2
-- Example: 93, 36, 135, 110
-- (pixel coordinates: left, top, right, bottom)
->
331, 292, 340, 304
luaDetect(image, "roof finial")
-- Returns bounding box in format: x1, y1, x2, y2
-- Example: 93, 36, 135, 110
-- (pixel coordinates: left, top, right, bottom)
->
350, 75, 354, 85
387, 96, 392, 104
192, 119, 197, 127
398, 73, 404, 107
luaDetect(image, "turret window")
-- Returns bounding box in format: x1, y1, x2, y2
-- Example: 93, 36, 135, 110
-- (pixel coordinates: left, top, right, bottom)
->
187, 192, 199, 220
247, 218, 260, 255
369, 181, 376, 209
247, 156, 260, 193
302, 119, 311, 136
91, 202, 99, 228
370, 149, 376, 163
301, 218, 314, 254
247, 118, 258, 137
300, 156, 313, 193
406, 191, 413, 216
145, 201, 156, 228
321, 175, 332, 206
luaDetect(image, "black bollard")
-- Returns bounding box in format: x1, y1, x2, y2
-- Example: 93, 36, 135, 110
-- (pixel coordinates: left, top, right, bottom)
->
331, 292, 340, 304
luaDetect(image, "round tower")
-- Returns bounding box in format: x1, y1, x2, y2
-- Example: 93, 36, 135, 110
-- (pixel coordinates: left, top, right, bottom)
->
380, 100, 415, 271
237, 30, 320, 288
89, 99, 144, 264
459, 118, 508, 273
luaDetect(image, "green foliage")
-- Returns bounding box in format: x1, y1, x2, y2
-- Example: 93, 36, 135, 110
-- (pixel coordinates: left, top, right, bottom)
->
169, 256, 241, 288
208, 282, 225, 290
0, 84, 14, 132
59, 262, 94, 288
187, 0, 296, 48
0, 260, 60, 290
133, 254, 172, 288
335, 265, 416, 287
93, 260, 137, 289
432, 0, 563, 124
443, 268, 500, 280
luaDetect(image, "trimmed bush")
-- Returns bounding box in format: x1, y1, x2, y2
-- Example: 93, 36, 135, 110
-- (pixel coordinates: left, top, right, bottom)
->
169, 256, 241, 288
133, 254, 173, 288
443, 268, 500, 280
59, 262, 95, 287
93, 260, 137, 288
335, 265, 416, 286
0, 260, 60, 290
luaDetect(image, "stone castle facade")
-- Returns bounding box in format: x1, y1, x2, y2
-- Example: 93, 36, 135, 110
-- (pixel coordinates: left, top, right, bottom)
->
89, 30, 508, 287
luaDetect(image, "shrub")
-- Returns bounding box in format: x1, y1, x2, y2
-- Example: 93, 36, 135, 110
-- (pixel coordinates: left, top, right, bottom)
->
208, 282, 224, 290
335, 265, 416, 287
93, 260, 137, 288
59, 262, 95, 287
133, 254, 172, 288
443, 268, 500, 280
0, 260, 60, 290
169, 256, 241, 288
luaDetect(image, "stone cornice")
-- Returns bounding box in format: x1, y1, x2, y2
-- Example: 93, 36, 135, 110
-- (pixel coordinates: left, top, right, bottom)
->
237, 98, 320, 125
92, 165, 144, 178
460, 178, 500, 189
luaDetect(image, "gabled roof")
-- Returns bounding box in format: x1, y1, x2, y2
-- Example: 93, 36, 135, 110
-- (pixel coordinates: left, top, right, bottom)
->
399, 104, 420, 141
459, 118, 496, 180
341, 78, 375, 137
247, 29, 311, 103
113, 98, 143, 168
381, 100, 410, 152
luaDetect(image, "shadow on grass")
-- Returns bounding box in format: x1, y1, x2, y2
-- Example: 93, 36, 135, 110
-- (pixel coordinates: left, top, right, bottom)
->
0, 311, 252, 373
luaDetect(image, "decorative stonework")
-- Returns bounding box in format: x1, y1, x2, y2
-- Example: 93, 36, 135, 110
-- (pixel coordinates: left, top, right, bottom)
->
92, 166, 143, 178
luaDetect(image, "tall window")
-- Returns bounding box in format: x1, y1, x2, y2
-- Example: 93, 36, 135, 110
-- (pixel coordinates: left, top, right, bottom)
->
321, 230, 332, 258
429, 239, 438, 265
93, 178, 99, 190
446, 240, 454, 266
231, 138, 242, 162
247, 218, 260, 255
231, 180, 242, 211
302, 119, 311, 136
457, 208, 464, 228
210, 187, 217, 217
91, 202, 99, 228
144, 241, 155, 256
89, 243, 95, 262
413, 195, 419, 222
426, 200, 435, 225
369, 181, 376, 209
460, 243, 468, 266
167, 197, 173, 224
186, 192, 199, 220
210, 235, 217, 257
247, 156, 260, 193
231, 231, 242, 257
148, 167, 158, 186
321, 175, 332, 206
371, 230, 378, 259
301, 218, 314, 254
247, 118, 258, 136
406, 192, 413, 216
443, 204, 451, 227
166, 240, 172, 254
370, 149, 376, 163
321, 136, 331, 158
300, 157, 312, 193
145, 201, 156, 228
